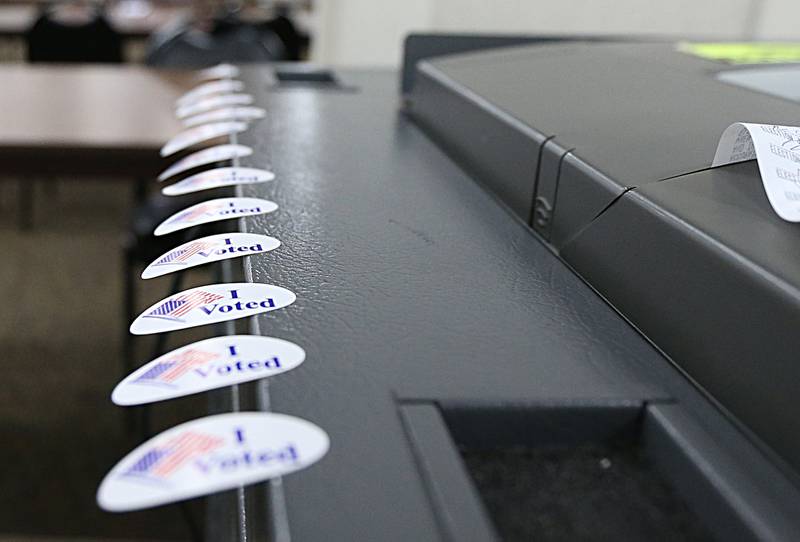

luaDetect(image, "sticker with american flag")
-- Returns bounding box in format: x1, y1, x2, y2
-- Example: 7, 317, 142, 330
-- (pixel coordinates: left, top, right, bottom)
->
153, 197, 278, 236
162, 166, 275, 196
142, 233, 281, 279
129, 283, 296, 335
112, 336, 306, 406
97, 412, 330, 512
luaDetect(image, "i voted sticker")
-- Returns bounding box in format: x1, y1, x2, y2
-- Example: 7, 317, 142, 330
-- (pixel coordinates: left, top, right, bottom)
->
163, 167, 275, 196
130, 283, 295, 335
154, 197, 277, 236
198, 63, 240, 81
161, 122, 248, 157
142, 233, 280, 279
176, 94, 254, 119
177, 79, 245, 107
112, 336, 304, 405
97, 412, 329, 512
158, 144, 252, 182
183, 106, 266, 128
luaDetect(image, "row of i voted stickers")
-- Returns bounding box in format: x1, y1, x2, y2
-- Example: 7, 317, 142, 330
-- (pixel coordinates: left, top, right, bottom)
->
98, 64, 329, 513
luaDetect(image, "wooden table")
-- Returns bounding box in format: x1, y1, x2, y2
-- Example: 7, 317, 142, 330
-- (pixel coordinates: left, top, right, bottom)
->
0, 64, 194, 227
0, 64, 192, 175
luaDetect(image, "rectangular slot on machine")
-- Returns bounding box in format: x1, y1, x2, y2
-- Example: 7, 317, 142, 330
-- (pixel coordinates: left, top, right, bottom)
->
274, 68, 340, 86
401, 402, 716, 541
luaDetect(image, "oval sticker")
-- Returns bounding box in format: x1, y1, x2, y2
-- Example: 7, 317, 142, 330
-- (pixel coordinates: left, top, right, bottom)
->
129, 282, 295, 335
158, 144, 253, 182
153, 197, 277, 236
176, 93, 254, 119
142, 233, 280, 279
198, 63, 240, 81
177, 79, 245, 107
162, 167, 275, 196
161, 122, 248, 157
97, 412, 329, 512
183, 106, 266, 128
112, 335, 305, 405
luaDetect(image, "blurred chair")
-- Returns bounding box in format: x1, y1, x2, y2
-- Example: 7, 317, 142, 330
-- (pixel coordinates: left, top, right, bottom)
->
145, 19, 287, 68
261, 13, 305, 61
26, 4, 123, 63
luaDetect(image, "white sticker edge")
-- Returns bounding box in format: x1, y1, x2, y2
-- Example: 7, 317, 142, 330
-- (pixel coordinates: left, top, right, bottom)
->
160, 122, 249, 157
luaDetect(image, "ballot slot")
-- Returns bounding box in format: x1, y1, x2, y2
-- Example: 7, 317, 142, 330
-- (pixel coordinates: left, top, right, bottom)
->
271, 67, 358, 92
455, 412, 710, 542
274, 68, 339, 86
402, 403, 720, 542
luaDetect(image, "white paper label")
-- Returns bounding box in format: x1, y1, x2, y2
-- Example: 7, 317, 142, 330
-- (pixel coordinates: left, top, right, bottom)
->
714, 123, 800, 221
198, 63, 240, 81
153, 197, 277, 236
161, 122, 248, 157
183, 106, 266, 128
97, 412, 328, 511
112, 336, 305, 405
130, 282, 295, 335
162, 167, 275, 196
176, 94, 254, 119
158, 144, 253, 182
142, 233, 280, 279
177, 80, 245, 108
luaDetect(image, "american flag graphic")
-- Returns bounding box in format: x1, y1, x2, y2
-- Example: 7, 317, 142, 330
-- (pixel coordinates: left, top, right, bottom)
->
185, 171, 227, 186
134, 349, 219, 386
153, 241, 217, 266
144, 290, 224, 321
168, 202, 226, 225
124, 431, 224, 480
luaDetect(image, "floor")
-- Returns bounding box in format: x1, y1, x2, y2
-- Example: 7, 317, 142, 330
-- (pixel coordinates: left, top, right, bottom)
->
0, 179, 210, 541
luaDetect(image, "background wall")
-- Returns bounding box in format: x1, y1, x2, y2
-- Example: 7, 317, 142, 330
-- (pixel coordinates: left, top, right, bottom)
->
309, 0, 800, 67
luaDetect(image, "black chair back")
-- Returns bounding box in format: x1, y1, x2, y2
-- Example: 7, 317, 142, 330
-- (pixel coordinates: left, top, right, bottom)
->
26, 7, 123, 63
145, 18, 288, 68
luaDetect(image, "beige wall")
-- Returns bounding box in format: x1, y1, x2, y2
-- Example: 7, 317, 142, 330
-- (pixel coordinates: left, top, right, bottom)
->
309, 0, 800, 67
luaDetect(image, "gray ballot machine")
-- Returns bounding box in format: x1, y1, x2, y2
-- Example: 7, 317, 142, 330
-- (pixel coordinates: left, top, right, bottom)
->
194, 38, 800, 541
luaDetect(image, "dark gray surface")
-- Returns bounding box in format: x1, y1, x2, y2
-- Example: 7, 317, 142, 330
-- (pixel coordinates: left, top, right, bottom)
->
400, 34, 575, 95
400, 403, 499, 541
419, 42, 800, 187
562, 160, 800, 478
409, 63, 547, 221
231, 66, 800, 541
